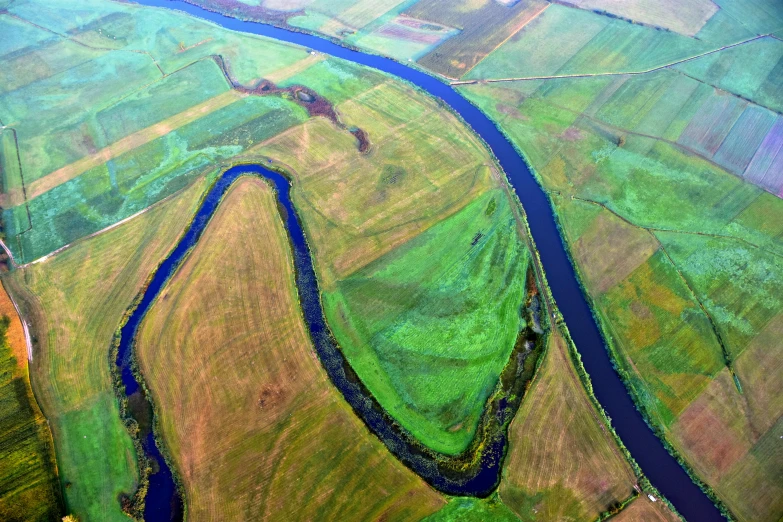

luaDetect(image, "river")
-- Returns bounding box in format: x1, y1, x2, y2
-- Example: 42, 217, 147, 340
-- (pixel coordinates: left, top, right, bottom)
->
122, 2, 725, 520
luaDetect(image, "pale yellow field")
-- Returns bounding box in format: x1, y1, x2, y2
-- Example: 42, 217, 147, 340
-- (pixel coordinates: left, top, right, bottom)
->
499, 331, 637, 520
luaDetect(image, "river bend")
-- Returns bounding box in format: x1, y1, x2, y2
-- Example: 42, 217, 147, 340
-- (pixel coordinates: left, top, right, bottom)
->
122, 2, 725, 520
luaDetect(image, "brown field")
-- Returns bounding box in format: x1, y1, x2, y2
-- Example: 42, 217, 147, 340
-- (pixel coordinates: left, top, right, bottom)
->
410, 0, 549, 79
571, 203, 660, 293
136, 177, 445, 520
4, 176, 208, 520
612, 495, 681, 522
499, 331, 636, 520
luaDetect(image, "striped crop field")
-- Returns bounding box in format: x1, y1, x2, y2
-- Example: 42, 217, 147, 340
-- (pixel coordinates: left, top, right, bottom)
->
136, 177, 445, 520
499, 331, 637, 520
612, 495, 681, 522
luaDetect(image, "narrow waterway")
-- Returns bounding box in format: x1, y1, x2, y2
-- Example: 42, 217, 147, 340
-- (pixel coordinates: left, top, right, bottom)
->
126, 2, 725, 520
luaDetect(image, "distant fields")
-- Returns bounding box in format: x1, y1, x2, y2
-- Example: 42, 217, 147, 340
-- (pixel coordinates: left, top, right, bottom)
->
0, 284, 62, 521
0, 0, 315, 263
136, 177, 445, 520
4, 179, 207, 520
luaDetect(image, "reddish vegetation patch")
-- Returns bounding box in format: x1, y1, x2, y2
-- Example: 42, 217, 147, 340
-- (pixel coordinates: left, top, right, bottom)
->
495, 103, 526, 120
377, 24, 444, 45
673, 382, 749, 480
396, 15, 446, 31
350, 127, 370, 153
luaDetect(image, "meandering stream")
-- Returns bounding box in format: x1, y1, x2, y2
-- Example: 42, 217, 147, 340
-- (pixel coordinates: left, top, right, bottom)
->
121, 2, 725, 520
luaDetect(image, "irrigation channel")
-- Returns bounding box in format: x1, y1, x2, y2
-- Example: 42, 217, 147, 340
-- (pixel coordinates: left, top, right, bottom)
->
124, 2, 725, 520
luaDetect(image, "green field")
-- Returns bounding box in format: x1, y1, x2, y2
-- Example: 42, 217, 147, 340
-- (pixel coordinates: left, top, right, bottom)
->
324, 189, 529, 453
0, 0, 316, 264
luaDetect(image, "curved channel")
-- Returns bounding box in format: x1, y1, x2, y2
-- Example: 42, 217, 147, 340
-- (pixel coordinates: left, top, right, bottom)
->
126, 2, 724, 520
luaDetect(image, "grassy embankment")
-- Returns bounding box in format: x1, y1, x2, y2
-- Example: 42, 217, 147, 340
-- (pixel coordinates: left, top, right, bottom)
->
457, 3, 783, 519
0, 282, 62, 521
4, 179, 208, 520
137, 177, 446, 520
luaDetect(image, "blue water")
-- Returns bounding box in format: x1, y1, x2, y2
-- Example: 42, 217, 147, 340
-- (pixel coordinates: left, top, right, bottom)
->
123, 2, 726, 520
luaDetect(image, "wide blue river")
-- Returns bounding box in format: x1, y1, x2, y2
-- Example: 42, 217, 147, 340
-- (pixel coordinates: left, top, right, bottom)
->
123, 1, 725, 520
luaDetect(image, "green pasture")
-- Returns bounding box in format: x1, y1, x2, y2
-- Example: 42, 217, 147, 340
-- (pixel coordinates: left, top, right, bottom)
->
658, 233, 783, 362
96, 58, 231, 144
4, 95, 306, 263
6, 177, 207, 521
0, 50, 162, 181
694, 8, 755, 46
0, 316, 62, 521
0, 39, 101, 97
710, 0, 783, 38
323, 189, 529, 454
280, 58, 384, 104
0, 13, 55, 57
0, 128, 23, 196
